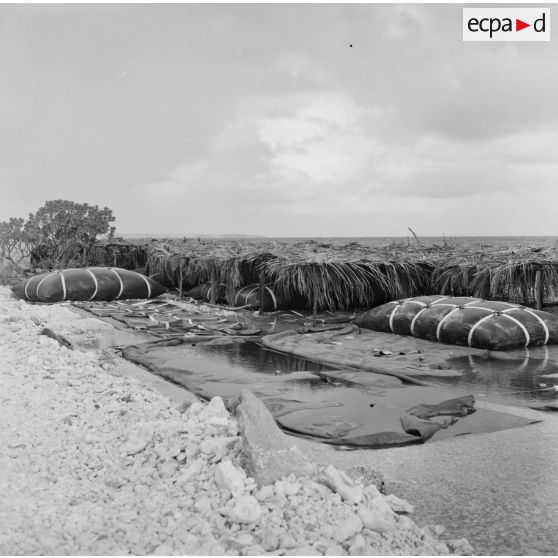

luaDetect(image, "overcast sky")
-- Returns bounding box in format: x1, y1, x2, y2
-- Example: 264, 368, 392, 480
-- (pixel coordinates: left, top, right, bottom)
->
1, 3, 557, 237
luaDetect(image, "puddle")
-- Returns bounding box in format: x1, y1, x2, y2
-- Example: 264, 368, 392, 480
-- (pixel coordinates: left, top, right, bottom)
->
121, 340, 538, 449
428, 353, 558, 408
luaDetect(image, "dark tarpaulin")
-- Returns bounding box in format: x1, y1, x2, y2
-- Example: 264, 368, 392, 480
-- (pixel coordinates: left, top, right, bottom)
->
121, 339, 537, 449
75, 298, 540, 449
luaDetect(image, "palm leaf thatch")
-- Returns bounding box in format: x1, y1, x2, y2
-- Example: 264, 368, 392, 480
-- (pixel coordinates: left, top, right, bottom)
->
482, 259, 558, 304
431, 261, 482, 297
86, 241, 150, 269
99, 237, 558, 310
264, 255, 428, 310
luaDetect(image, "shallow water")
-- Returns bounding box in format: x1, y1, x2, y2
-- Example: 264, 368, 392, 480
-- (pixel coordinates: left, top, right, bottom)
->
125, 340, 537, 448
193, 341, 558, 411
427, 352, 558, 409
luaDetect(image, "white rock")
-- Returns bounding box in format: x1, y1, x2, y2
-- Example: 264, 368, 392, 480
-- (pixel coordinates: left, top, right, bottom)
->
258, 527, 282, 551
227, 418, 240, 436
324, 543, 347, 555
187, 402, 204, 416
368, 494, 397, 521
200, 396, 229, 419
348, 533, 366, 555
255, 485, 275, 501
363, 484, 382, 501
241, 544, 266, 556
199, 436, 239, 457
175, 459, 203, 484
152, 543, 174, 555
357, 505, 394, 533
227, 495, 262, 524
331, 514, 363, 543
275, 479, 301, 497
278, 532, 299, 549
194, 497, 212, 513
206, 415, 229, 429
175, 452, 187, 463
122, 426, 153, 455
318, 465, 363, 504
214, 459, 246, 497
385, 493, 414, 514
235, 533, 254, 546
173, 531, 199, 549
397, 514, 419, 531
289, 546, 321, 555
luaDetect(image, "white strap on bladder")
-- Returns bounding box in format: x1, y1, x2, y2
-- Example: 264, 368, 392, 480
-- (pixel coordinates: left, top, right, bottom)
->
85, 268, 99, 300
35, 271, 57, 301
24, 278, 33, 300
468, 309, 530, 348
501, 313, 531, 347
467, 309, 497, 347
389, 299, 426, 333
265, 286, 277, 311
136, 272, 152, 298
521, 308, 550, 345
109, 268, 124, 299
430, 296, 449, 305
434, 307, 461, 340
59, 271, 67, 301
247, 286, 259, 303
410, 307, 429, 335
435, 299, 482, 341
234, 287, 245, 306
387, 303, 400, 333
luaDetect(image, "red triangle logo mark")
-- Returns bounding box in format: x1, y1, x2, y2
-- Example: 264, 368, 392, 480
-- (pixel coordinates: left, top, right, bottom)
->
516, 19, 530, 31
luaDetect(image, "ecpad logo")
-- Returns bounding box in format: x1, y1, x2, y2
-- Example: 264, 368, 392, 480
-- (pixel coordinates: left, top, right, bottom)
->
463, 8, 550, 41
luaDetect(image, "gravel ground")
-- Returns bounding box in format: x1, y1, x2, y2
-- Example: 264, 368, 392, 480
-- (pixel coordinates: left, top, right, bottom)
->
0, 287, 473, 555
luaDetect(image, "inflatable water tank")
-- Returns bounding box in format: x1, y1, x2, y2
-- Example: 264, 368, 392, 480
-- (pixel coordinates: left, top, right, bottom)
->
355, 295, 558, 351
12, 267, 165, 303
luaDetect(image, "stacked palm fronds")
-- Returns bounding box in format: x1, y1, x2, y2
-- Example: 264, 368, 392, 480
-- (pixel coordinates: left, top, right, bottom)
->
264, 257, 431, 310
430, 245, 558, 307
85, 237, 558, 310
145, 242, 278, 303
87, 241, 150, 269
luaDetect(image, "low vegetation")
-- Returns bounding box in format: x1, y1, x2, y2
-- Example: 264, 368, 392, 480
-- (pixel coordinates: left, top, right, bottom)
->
3, 203, 557, 310
0, 200, 115, 283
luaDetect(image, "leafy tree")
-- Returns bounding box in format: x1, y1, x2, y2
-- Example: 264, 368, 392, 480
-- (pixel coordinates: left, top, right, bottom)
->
26, 200, 116, 268
0, 217, 34, 266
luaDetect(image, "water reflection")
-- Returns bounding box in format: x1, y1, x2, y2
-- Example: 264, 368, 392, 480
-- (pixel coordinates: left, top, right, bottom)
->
197, 342, 332, 376
430, 353, 558, 406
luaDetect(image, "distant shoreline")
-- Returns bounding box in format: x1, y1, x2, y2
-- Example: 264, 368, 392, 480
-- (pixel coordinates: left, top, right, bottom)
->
120, 234, 558, 240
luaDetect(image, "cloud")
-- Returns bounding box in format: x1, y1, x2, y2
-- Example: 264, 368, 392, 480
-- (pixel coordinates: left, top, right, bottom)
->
2, 4, 558, 236
142, 79, 558, 236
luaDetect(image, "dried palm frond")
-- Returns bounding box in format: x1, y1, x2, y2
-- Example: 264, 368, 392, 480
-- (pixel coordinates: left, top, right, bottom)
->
99, 237, 558, 308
